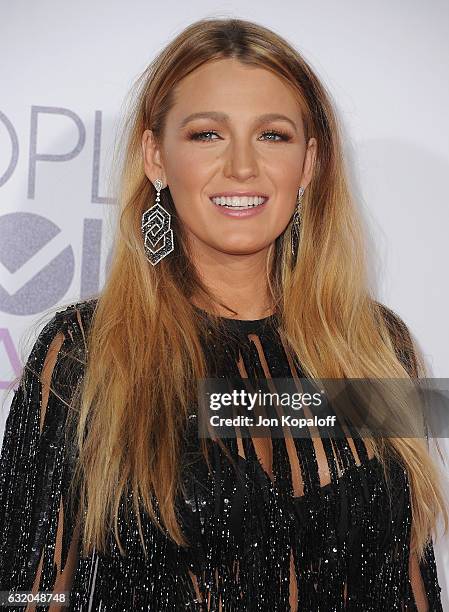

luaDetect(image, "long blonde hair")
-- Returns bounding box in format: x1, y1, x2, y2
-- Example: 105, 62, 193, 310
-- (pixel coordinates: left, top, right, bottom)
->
62, 17, 447, 561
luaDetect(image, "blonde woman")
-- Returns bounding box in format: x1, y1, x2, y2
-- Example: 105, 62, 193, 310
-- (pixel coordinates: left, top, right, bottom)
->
0, 17, 447, 612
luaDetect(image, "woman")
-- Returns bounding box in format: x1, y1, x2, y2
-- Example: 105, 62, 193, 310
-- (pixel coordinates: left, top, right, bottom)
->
0, 17, 447, 612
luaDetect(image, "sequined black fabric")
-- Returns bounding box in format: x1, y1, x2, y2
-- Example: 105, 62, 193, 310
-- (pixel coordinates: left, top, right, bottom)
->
0, 299, 443, 611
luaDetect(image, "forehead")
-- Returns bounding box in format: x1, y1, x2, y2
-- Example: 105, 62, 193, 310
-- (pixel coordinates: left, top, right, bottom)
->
168, 58, 303, 125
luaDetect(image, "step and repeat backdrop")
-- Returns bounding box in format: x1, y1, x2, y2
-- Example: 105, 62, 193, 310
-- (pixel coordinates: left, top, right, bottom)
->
1, 1, 448, 605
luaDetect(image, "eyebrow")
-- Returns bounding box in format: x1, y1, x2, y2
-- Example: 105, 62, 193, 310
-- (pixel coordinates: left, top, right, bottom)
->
179, 111, 298, 133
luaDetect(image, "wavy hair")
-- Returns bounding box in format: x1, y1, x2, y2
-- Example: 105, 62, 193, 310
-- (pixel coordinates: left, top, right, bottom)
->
59, 17, 447, 561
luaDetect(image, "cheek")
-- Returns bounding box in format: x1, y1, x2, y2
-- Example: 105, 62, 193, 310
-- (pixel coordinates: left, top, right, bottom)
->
270, 158, 302, 191
164, 150, 213, 201
267, 199, 296, 238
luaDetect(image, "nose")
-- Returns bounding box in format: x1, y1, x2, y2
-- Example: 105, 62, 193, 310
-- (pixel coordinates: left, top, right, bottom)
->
223, 138, 259, 181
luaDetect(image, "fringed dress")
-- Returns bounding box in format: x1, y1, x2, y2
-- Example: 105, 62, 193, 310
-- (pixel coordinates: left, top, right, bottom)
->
0, 299, 443, 610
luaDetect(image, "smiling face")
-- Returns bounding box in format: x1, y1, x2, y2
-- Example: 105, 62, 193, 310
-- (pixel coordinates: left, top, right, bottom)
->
142, 57, 317, 260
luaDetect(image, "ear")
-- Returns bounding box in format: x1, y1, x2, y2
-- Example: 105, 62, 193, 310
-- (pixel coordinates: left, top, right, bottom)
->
141, 129, 167, 185
300, 137, 317, 189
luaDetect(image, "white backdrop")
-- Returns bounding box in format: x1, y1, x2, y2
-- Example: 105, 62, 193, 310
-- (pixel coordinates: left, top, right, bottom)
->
1, 0, 448, 606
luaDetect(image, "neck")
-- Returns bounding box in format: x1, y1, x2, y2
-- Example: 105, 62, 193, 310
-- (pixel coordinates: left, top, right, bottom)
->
188, 236, 275, 320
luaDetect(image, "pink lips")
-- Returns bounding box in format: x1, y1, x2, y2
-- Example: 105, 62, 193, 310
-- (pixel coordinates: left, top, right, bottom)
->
209, 196, 269, 218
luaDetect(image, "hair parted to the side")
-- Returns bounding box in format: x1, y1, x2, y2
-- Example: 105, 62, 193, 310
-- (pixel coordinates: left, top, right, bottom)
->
59, 17, 447, 561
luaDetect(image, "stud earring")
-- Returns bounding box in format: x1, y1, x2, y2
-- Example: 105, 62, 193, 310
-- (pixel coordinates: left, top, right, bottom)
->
291, 186, 305, 257
141, 179, 174, 266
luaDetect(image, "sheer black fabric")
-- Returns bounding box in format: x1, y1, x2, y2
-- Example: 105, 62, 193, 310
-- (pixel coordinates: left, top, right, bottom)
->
0, 299, 443, 611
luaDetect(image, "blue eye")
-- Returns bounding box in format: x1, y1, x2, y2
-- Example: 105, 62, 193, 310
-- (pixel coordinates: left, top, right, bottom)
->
187, 130, 292, 142
260, 130, 291, 142
188, 131, 219, 141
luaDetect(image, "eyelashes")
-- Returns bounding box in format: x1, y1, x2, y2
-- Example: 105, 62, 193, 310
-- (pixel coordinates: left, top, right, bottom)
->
186, 129, 293, 143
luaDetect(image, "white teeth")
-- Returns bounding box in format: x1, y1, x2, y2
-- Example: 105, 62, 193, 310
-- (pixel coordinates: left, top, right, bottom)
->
210, 195, 267, 208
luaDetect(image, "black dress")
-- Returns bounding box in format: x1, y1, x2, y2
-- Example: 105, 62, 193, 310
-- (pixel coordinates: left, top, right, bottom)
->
0, 299, 443, 611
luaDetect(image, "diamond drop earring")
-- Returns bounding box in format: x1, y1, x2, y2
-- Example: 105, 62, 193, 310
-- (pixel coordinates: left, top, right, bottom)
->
291, 186, 305, 257
141, 179, 174, 266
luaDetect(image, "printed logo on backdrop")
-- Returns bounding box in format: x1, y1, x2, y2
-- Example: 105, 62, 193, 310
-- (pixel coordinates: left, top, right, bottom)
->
0, 213, 74, 315
0, 106, 116, 387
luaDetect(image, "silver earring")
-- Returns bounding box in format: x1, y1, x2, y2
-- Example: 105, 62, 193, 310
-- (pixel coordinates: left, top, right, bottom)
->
291, 186, 305, 257
141, 178, 174, 266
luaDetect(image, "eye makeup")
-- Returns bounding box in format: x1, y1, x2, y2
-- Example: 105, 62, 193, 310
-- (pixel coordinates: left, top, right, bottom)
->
185, 129, 293, 142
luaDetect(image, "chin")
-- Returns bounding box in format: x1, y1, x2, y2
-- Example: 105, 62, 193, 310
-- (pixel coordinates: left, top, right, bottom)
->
217, 244, 267, 256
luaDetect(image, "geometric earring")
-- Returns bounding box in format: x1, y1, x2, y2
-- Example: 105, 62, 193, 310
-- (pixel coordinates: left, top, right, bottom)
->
291, 186, 305, 257
141, 178, 175, 266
